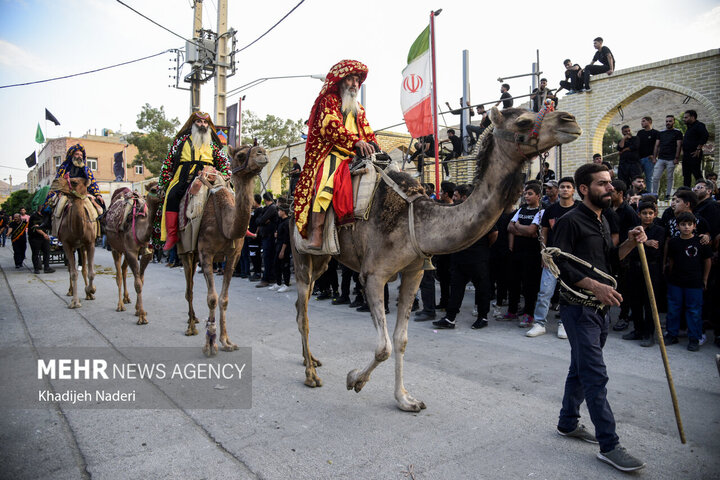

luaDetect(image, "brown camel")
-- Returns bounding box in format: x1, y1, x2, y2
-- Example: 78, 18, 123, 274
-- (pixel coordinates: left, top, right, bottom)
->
105, 181, 161, 325
50, 176, 98, 309
291, 107, 581, 411
179, 144, 268, 356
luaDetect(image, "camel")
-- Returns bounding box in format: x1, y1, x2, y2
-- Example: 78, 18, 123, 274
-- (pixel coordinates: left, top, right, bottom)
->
105, 181, 161, 325
179, 144, 268, 356
50, 176, 98, 309
291, 107, 582, 411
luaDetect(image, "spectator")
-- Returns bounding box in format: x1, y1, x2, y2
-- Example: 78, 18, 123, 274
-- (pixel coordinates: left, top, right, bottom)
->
692, 179, 720, 342
495, 83, 513, 109
557, 59, 583, 95
542, 180, 559, 208
636, 117, 659, 187
256, 192, 278, 288
28, 206, 55, 274
466, 105, 491, 147
582, 37, 614, 92
439, 128, 462, 179
409, 134, 435, 177
0, 210, 8, 247
664, 211, 712, 351
663, 190, 711, 241
315, 258, 339, 301
246, 194, 263, 281
593, 153, 614, 177
610, 179, 641, 332
289, 157, 301, 195
334, 264, 360, 306
693, 179, 720, 242
705, 172, 719, 200
622, 202, 664, 346
652, 115, 683, 198
7, 213, 27, 268
617, 125, 640, 187
269, 200, 292, 293
433, 181, 455, 311
627, 175, 648, 210
445, 98, 475, 119
536, 162, 556, 185
681, 110, 709, 187
531, 78, 557, 112
490, 206, 514, 308
504, 183, 543, 327
526, 177, 579, 338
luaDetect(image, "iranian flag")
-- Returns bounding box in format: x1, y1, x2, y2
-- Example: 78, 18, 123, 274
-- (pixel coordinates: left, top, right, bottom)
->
401, 26, 433, 138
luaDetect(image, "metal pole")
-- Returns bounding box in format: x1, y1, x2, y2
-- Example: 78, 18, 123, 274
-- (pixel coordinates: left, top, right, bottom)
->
429, 10, 440, 191
190, 0, 203, 113
637, 243, 686, 444
462, 50, 470, 154
214, 0, 228, 126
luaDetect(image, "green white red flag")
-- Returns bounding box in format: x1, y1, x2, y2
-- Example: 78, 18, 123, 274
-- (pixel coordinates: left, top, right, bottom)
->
401, 26, 433, 138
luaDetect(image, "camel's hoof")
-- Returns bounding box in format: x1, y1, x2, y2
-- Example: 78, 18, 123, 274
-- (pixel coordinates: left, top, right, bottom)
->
202, 344, 218, 357
346, 369, 367, 393
136, 316, 148, 325
85, 293, 95, 300
123, 297, 131, 304
302, 356, 322, 368
304, 375, 323, 388
185, 326, 199, 336
66, 290, 72, 297
89, 286, 97, 295
69, 301, 81, 309
116, 305, 126, 312
398, 396, 427, 412
221, 342, 239, 352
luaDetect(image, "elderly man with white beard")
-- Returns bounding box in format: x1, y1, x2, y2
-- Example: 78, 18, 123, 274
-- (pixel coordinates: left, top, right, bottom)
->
293, 60, 378, 250
157, 111, 230, 251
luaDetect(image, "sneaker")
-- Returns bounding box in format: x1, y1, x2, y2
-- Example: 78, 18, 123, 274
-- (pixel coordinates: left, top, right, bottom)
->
584, 86, 592, 92
500, 312, 517, 321
472, 305, 478, 317
557, 424, 598, 444
519, 314, 534, 328
663, 334, 679, 345
33, 269, 41, 274
526, 323, 546, 337
471, 318, 488, 329
268, 284, 280, 291
255, 281, 270, 288
332, 295, 350, 305
432, 317, 455, 329
414, 310, 436, 322
566, 89, 577, 95
687, 339, 699, 352
596, 446, 645, 472
277, 285, 290, 293
622, 330, 642, 340
43, 267, 56, 274
613, 320, 629, 331
699, 334, 707, 346
640, 335, 655, 347
557, 323, 568, 339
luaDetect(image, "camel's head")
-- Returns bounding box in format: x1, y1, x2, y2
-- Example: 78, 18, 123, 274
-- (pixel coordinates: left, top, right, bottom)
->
51, 176, 89, 197
68, 177, 89, 196
50, 176, 69, 194
228, 144, 269, 176
488, 107, 581, 156
144, 180, 160, 198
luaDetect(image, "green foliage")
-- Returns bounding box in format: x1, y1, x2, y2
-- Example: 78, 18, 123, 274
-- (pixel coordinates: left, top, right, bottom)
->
241, 110, 304, 148
602, 126, 622, 157
1, 189, 32, 214
127, 104, 180, 175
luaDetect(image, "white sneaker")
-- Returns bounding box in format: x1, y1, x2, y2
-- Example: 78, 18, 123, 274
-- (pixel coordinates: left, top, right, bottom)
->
472, 305, 478, 317
699, 334, 707, 346
268, 284, 279, 291
526, 323, 546, 337
277, 285, 290, 293
557, 323, 568, 339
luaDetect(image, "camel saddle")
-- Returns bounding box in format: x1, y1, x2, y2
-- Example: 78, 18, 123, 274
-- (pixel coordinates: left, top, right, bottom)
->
293, 207, 340, 256
105, 189, 148, 234
177, 166, 230, 255
52, 194, 101, 238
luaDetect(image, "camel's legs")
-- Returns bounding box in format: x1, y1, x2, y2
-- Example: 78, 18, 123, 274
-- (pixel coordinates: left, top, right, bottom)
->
112, 251, 126, 312
392, 270, 426, 412
64, 245, 81, 308
123, 252, 145, 325
294, 252, 329, 387
78, 248, 89, 291
199, 253, 219, 357
346, 274, 393, 393
182, 253, 199, 336
121, 258, 131, 304
135, 250, 152, 324
217, 252, 240, 351
84, 243, 96, 300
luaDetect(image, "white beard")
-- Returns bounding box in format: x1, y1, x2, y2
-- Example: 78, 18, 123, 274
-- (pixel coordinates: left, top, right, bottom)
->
340, 86, 359, 116
191, 124, 212, 148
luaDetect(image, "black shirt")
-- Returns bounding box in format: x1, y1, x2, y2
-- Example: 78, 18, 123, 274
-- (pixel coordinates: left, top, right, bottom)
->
636, 128, 659, 158
257, 203, 278, 237
682, 120, 709, 156
664, 213, 709, 239
593, 46, 613, 67
289, 163, 301, 179
553, 202, 621, 288
448, 135, 462, 158
491, 212, 513, 254
511, 205, 541, 254
694, 198, 720, 239
452, 225, 497, 263
613, 201, 641, 243
500, 92, 513, 109
656, 129, 683, 159
617, 136, 638, 163
542, 200, 579, 246
666, 235, 711, 288
275, 216, 290, 249
28, 212, 50, 241
627, 223, 665, 270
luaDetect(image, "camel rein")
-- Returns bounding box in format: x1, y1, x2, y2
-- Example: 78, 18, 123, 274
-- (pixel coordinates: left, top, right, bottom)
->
493, 100, 555, 164
231, 146, 256, 174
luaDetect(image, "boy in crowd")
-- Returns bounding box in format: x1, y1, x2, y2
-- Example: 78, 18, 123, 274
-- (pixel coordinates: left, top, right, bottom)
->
664, 212, 712, 351
505, 183, 543, 327
269, 201, 291, 293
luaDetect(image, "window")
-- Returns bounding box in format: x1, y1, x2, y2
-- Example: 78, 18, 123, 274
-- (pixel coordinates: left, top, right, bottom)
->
135, 165, 144, 175
54, 156, 61, 167
86, 158, 98, 171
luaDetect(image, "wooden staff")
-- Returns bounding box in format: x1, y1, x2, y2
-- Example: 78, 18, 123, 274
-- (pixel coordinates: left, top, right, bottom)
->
637, 243, 686, 444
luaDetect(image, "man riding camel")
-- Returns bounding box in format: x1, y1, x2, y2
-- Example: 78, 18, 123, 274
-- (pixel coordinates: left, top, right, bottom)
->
43, 144, 104, 213
293, 59, 378, 249
156, 111, 230, 251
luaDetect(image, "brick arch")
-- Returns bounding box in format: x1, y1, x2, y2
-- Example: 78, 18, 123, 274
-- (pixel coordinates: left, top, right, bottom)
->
589, 81, 720, 159
268, 155, 290, 194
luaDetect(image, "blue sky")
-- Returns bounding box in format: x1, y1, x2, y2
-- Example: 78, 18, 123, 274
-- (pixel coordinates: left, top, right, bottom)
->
1, 0, 719, 183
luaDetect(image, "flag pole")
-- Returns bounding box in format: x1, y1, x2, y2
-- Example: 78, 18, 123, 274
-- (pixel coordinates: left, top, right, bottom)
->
429, 9, 441, 192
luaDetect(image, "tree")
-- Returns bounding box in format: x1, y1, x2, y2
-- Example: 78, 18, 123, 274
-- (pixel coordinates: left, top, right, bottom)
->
602, 125, 622, 157
1, 189, 31, 214
241, 110, 304, 148
127, 104, 180, 175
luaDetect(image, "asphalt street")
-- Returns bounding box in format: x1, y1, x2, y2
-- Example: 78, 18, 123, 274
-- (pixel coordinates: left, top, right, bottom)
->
1, 245, 718, 480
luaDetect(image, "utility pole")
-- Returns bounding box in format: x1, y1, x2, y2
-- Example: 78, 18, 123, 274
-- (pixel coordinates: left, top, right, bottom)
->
190, 0, 203, 112
214, 0, 228, 126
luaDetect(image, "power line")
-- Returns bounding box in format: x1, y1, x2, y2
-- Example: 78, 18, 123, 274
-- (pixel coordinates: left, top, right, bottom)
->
233, 0, 305, 54
0, 50, 172, 89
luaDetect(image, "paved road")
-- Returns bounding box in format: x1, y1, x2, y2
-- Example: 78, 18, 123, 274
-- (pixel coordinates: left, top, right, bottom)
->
1, 245, 718, 480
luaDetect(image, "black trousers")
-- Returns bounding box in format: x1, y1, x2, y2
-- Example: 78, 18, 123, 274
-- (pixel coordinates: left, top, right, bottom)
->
340, 265, 359, 298
446, 259, 490, 320
12, 237, 26, 267
274, 248, 291, 286
681, 155, 703, 187
248, 239, 262, 276
165, 179, 189, 213
261, 236, 275, 282
582, 64, 610, 89
508, 250, 542, 316
626, 267, 659, 337
435, 254, 451, 307
29, 237, 50, 271
419, 269, 436, 313
560, 74, 582, 91
617, 161, 642, 188
316, 258, 338, 293
490, 250, 511, 304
